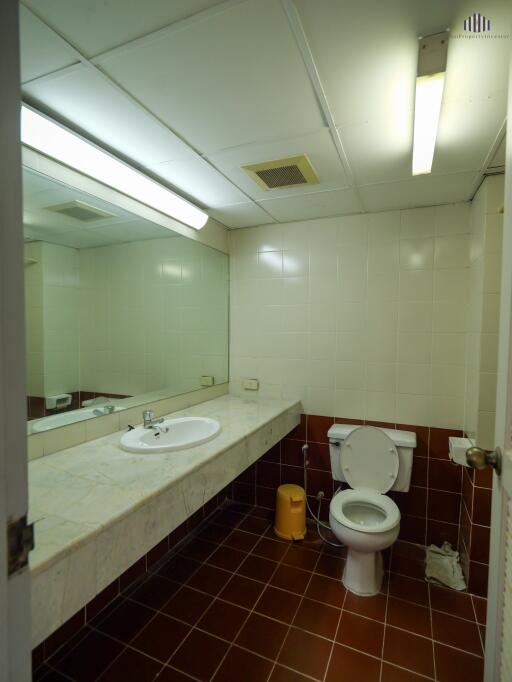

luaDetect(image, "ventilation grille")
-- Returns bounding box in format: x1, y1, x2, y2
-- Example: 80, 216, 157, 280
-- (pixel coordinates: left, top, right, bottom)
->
44, 200, 115, 222
242, 155, 319, 190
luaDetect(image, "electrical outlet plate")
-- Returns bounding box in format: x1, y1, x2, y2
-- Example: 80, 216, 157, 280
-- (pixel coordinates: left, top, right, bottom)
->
242, 378, 259, 391
200, 376, 214, 387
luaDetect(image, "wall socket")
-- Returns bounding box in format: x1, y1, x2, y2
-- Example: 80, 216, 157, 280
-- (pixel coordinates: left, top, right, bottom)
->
242, 378, 259, 391
200, 376, 214, 387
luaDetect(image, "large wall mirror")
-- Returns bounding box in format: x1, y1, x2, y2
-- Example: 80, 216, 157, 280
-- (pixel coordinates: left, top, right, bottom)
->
23, 167, 229, 434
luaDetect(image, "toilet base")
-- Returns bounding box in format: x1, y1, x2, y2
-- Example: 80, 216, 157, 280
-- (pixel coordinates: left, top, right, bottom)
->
342, 548, 383, 596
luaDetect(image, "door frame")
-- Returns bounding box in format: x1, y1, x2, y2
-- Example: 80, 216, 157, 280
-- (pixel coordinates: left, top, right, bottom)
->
0, 1, 32, 680
484, 47, 512, 682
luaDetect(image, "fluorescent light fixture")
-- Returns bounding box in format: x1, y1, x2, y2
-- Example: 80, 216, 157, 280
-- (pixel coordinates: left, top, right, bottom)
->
412, 72, 445, 175
20, 105, 208, 230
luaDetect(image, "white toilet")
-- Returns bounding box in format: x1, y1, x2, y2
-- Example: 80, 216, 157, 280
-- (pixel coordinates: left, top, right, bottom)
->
327, 424, 416, 596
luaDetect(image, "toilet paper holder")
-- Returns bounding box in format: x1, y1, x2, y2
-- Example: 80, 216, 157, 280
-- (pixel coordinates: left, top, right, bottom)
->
466, 446, 502, 476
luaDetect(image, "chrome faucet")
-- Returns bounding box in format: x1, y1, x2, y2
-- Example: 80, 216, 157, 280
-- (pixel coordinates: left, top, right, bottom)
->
92, 404, 115, 417
143, 410, 164, 429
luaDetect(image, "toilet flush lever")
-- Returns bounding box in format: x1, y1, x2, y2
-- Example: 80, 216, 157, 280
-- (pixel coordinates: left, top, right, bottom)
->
465, 446, 502, 476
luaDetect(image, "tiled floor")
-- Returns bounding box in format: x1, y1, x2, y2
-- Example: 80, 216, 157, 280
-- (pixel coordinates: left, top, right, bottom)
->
35, 503, 486, 682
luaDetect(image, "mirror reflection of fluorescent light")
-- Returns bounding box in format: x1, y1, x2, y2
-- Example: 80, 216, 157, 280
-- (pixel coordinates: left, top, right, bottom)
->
412, 72, 445, 175
20, 105, 208, 230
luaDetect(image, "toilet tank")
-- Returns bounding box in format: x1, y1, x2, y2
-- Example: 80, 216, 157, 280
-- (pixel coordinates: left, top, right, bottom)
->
327, 424, 416, 492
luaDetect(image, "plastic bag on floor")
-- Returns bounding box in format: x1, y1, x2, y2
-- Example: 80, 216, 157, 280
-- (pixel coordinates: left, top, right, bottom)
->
425, 542, 467, 591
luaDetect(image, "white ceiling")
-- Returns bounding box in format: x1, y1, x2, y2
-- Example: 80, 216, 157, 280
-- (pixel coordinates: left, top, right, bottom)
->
20, 0, 510, 229
23, 168, 177, 248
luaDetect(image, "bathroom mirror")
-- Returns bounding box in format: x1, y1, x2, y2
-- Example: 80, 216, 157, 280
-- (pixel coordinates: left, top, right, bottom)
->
23, 167, 228, 433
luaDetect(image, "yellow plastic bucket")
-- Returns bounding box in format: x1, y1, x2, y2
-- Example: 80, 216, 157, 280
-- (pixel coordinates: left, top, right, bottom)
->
274, 483, 306, 540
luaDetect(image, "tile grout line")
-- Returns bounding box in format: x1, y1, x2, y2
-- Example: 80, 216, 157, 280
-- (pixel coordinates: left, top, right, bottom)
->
320, 570, 348, 682
427, 582, 438, 682
264, 548, 324, 682
379, 547, 391, 682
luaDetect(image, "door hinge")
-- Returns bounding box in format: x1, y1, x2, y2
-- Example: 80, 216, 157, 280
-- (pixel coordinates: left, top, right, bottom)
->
7, 515, 34, 576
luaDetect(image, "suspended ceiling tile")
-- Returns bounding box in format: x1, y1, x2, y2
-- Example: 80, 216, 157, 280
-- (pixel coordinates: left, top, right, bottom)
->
22, 0, 230, 58
20, 6, 78, 83
293, 0, 456, 127
258, 188, 361, 222
149, 157, 247, 208
434, 93, 507, 174
23, 65, 195, 167
338, 110, 413, 185
96, 0, 324, 154
208, 202, 275, 229
359, 172, 479, 213
206, 129, 349, 200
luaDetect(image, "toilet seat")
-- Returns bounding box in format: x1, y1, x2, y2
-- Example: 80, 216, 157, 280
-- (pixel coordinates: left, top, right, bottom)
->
330, 488, 400, 534
340, 426, 399, 493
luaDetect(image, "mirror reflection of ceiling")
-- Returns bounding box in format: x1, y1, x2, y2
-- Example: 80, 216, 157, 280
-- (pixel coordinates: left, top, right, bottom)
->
23, 168, 178, 248
19, 0, 509, 228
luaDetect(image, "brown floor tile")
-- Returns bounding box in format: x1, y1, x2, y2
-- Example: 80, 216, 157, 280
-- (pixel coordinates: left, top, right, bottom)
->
325, 643, 380, 682
98, 647, 161, 681
343, 591, 387, 622
472, 596, 487, 624
434, 643, 484, 682
430, 585, 475, 621
34, 666, 69, 681
179, 539, 216, 562
131, 614, 189, 662
169, 630, 229, 682
254, 585, 301, 623
337, 610, 384, 657
196, 523, 232, 544
237, 554, 278, 582
213, 645, 273, 682
381, 662, 434, 681
162, 586, 212, 625
53, 630, 124, 681
95, 599, 154, 644
248, 505, 275, 520
207, 545, 247, 572
269, 665, 312, 682
197, 600, 249, 641
186, 564, 232, 596
237, 515, 271, 535
157, 556, 202, 584
383, 625, 435, 678
219, 574, 265, 609
388, 573, 429, 606
314, 553, 344, 580
271, 565, 312, 595
212, 509, 245, 528
431, 611, 482, 654
236, 613, 288, 659
278, 627, 332, 680
252, 537, 289, 562
387, 597, 432, 637
158, 666, 200, 681
293, 597, 340, 639
282, 545, 319, 572
223, 529, 259, 552
128, 575, 180, 611
304, 574, 345, 607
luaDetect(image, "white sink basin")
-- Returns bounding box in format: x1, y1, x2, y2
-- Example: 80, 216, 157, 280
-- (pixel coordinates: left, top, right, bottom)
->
120, 416, 221, 453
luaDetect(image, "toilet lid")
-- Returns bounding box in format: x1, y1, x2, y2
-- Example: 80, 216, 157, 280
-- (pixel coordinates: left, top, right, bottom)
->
340, 426, 399, 493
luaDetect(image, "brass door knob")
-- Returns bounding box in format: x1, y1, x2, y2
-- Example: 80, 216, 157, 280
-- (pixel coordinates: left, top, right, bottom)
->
466, 446, 502, 475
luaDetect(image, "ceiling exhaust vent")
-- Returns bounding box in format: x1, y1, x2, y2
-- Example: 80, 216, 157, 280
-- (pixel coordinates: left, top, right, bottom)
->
242, 155, 319, 190
44, 200, 116, 222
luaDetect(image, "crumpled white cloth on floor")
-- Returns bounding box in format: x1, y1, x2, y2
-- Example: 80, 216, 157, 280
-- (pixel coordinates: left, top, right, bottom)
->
425, 542, 467, 591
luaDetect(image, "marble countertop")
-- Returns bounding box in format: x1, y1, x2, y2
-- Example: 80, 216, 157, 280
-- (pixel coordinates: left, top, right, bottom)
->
29, 394, 300, 576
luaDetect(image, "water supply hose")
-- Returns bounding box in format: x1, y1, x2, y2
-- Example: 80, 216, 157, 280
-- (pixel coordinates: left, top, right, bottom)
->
302, 443, 344, 548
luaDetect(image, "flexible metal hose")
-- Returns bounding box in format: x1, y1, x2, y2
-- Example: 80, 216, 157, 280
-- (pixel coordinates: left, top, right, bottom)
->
302, 443, 344, 548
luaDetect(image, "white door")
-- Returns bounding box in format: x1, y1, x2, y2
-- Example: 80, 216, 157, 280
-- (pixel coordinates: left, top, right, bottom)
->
0, 1, 32, 681
485, 49, 512, 682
